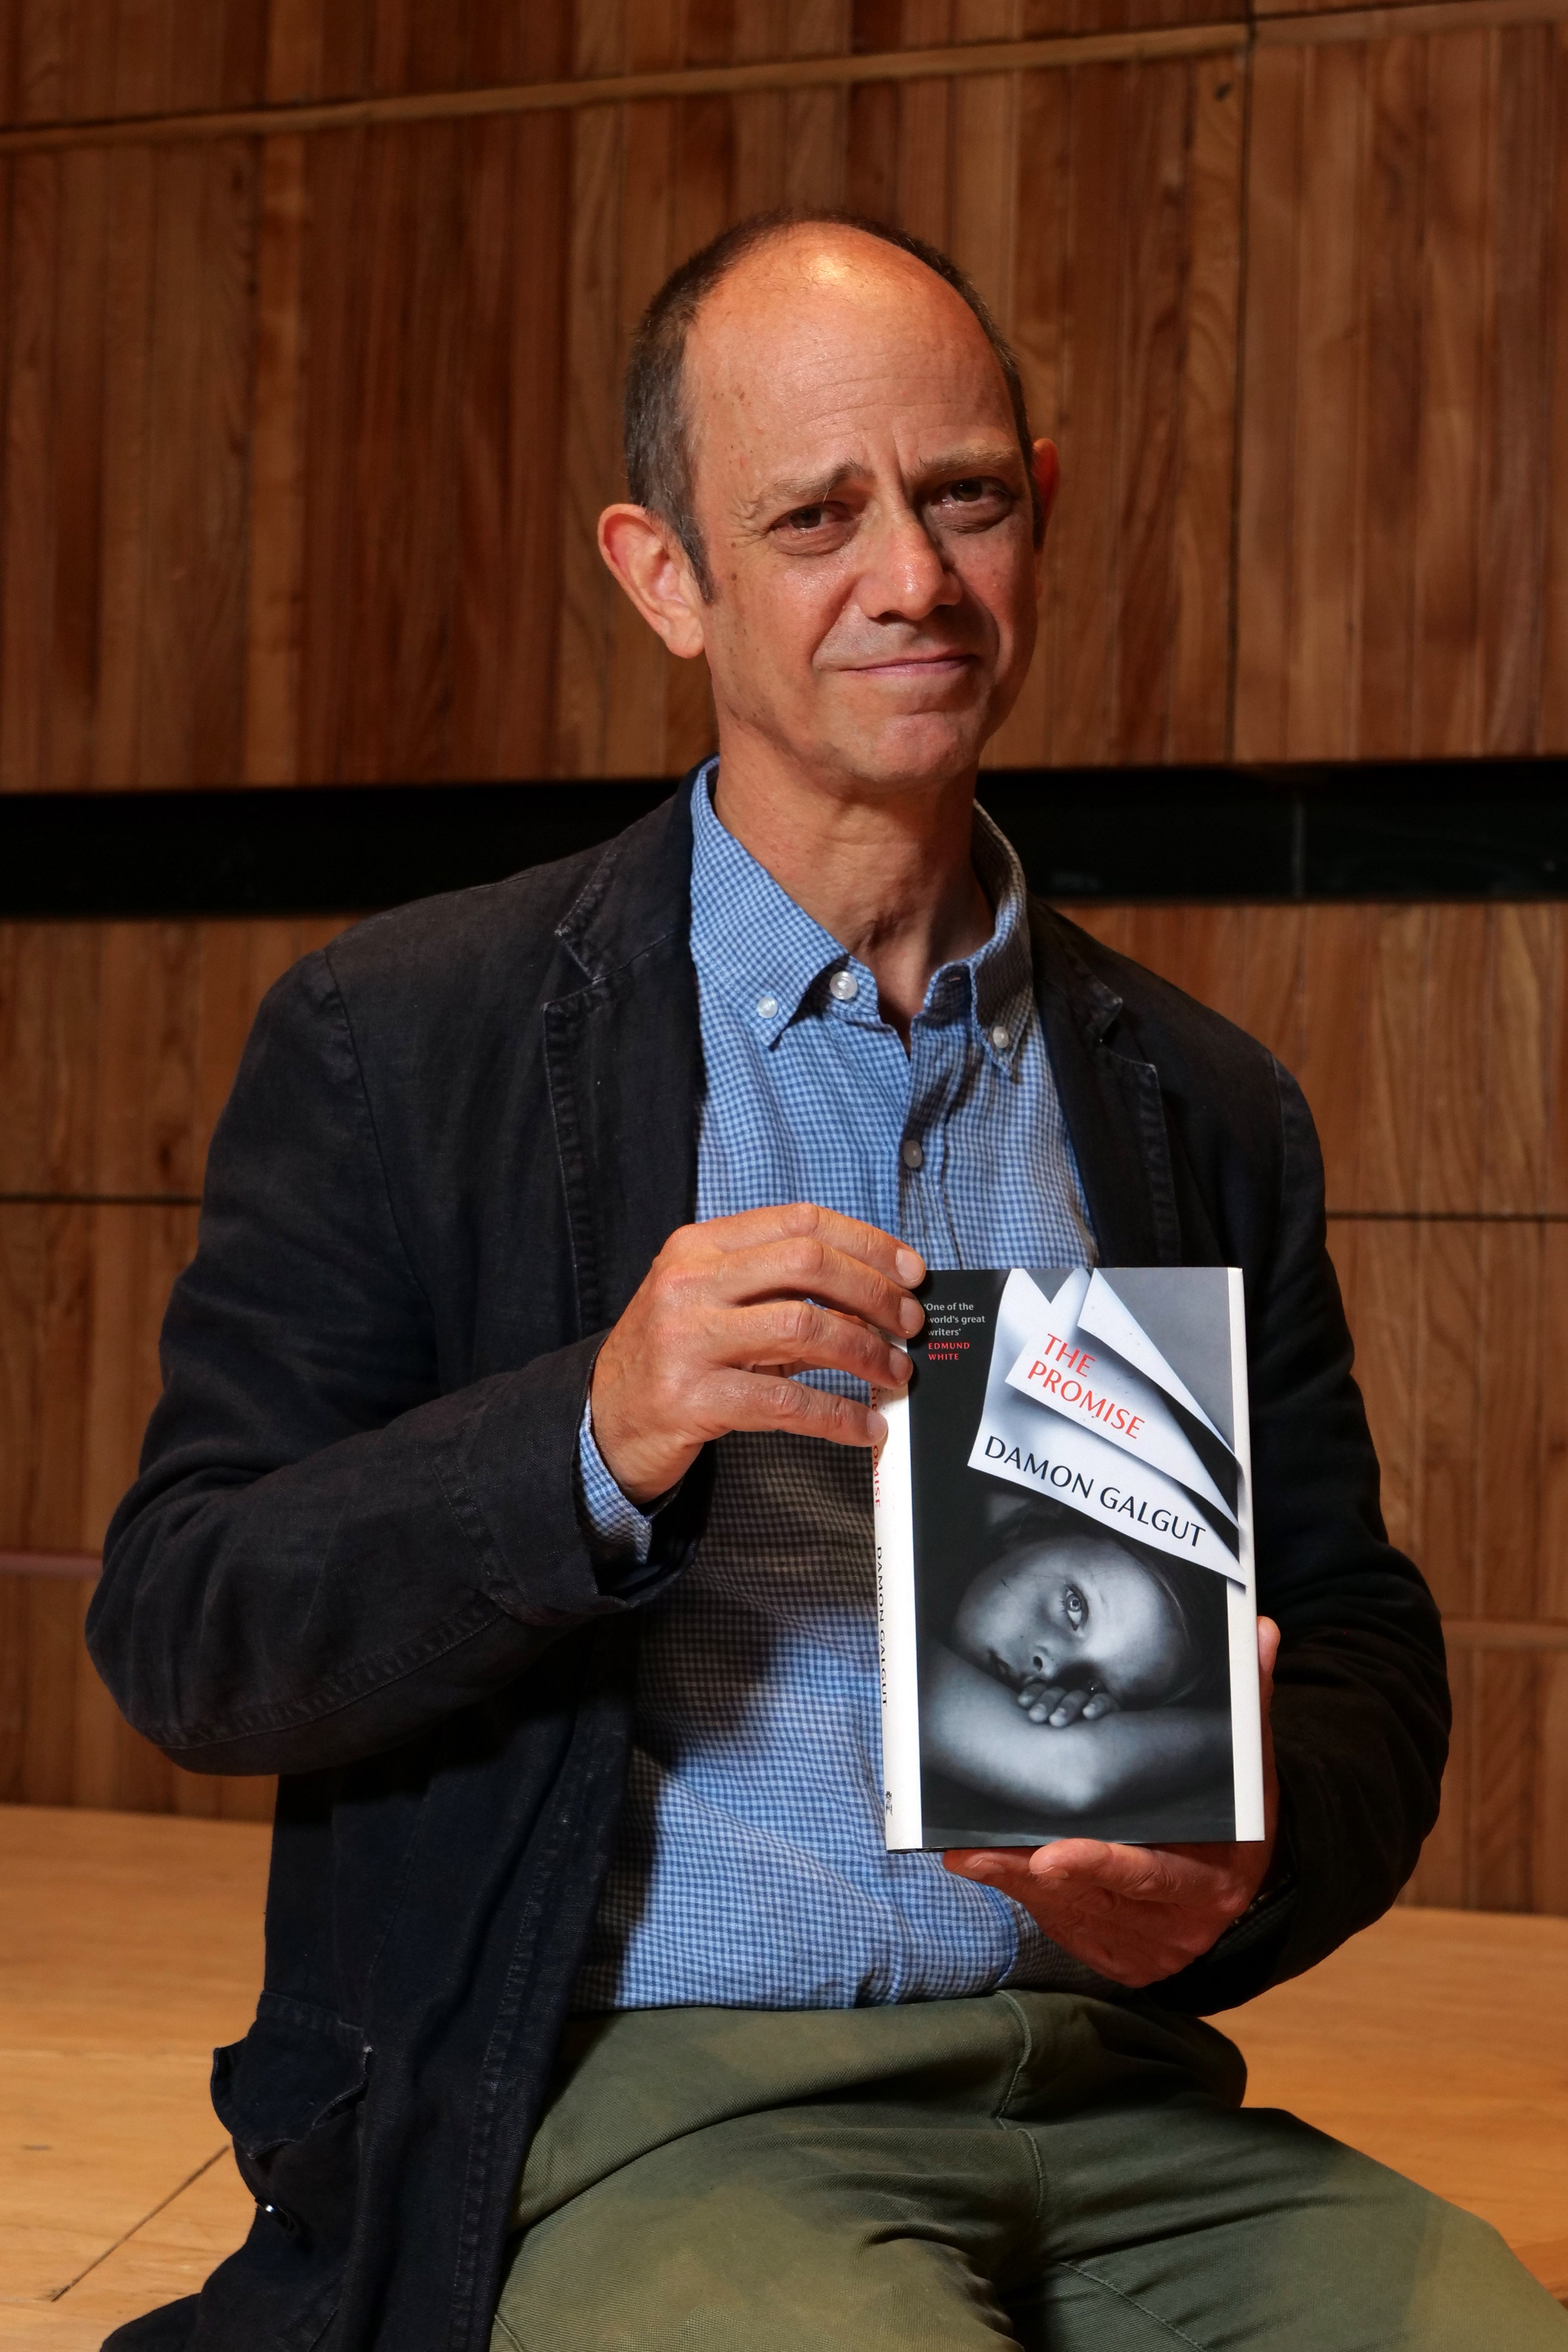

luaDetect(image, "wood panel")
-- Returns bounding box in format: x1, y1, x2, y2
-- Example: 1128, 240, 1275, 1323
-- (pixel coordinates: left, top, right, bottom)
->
3, 5, 1568, 778
0, 34, 1245, 786
0, 0, 1264, 133
0, 138, 259, 791
1062, 898, 1568, 1915
1234, 19, 1568, 759
0, 916, 340, 1817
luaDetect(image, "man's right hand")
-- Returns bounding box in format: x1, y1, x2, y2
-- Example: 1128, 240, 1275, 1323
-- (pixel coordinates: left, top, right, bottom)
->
588, 1203, 926, 1506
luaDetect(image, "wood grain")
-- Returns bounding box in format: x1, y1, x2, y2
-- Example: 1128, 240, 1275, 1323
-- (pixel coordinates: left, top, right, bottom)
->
1415, 28, 1488, 758
1235, 13, 1568, 760
1231, 44, 1300, 760
0, 1803, 268, 2322
1058, 898, 1568, 1913
1229, 1902, 1568, 2269
1169, 55, 1243, 759
1481, 24, 1553, 752
15, 10, 1568, 776
242, 134, 308, 784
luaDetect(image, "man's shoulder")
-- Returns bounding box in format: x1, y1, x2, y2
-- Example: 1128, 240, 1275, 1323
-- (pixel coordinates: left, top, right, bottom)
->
315, 789, 691, 1025
1036, 902, 1285, 1129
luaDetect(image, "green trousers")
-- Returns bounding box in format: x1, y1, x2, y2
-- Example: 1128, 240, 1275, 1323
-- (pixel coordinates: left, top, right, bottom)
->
492, 1992, 1567, 2351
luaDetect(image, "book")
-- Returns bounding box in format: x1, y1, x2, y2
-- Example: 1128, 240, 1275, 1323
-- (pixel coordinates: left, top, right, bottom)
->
872, 1265, 1264, 1852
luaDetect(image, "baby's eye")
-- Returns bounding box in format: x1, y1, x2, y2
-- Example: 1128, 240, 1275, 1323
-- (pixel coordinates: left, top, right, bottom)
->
1062, 1585, 1086, 1631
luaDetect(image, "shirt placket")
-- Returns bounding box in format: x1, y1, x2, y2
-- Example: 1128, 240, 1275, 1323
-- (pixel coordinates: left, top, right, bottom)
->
898, 1001, 968, 1268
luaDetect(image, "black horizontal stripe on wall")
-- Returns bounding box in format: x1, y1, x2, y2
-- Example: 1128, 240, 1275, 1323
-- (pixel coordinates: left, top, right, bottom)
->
3, 761, 1566, 918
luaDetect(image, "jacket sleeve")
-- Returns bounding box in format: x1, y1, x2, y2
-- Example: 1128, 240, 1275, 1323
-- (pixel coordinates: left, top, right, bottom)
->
1158, 1060, 1450, 2015
86, 951, 704, 1780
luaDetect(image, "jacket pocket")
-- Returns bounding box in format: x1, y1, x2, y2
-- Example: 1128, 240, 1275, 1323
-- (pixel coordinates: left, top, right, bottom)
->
208, 1993, 369, 2346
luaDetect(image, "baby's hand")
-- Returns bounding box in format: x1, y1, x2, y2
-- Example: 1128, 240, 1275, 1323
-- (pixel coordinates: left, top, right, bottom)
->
1015, 1680, 1118, 1728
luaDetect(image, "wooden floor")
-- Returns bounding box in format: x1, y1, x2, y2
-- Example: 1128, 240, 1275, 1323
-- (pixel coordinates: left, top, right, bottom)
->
1, 1809, 1563, 2345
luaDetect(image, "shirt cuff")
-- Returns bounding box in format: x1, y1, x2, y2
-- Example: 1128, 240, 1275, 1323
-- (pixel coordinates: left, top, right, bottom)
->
575, 1397, 659, 1576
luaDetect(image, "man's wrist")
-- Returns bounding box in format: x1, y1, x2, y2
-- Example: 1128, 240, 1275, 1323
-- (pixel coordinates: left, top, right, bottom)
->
575, 1398, 680, 1578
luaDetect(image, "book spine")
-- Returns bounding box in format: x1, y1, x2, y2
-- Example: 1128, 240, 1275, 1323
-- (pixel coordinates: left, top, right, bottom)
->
872, 1374, 923, 1852
1227, 1267, 1267, 1842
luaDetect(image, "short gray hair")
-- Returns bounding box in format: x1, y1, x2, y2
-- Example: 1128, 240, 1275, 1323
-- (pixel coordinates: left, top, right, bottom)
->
622, 208, 1042, 602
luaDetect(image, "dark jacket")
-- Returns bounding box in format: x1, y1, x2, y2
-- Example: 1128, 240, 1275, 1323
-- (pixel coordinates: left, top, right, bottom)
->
88, 775, 1449, 2352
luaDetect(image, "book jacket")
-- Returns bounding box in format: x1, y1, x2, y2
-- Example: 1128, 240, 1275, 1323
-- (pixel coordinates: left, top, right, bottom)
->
872, 1266, 1264, 1852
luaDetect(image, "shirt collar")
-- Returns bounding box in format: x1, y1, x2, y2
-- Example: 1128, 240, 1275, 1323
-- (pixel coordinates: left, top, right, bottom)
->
688, 759, 1034, 1066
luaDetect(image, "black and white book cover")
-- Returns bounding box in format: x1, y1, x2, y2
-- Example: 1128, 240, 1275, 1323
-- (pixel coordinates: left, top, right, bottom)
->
872, 1267, 1264, 1851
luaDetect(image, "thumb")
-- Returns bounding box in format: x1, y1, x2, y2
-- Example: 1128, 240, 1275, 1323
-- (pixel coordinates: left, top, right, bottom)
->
1257, 1613, 1280, 1705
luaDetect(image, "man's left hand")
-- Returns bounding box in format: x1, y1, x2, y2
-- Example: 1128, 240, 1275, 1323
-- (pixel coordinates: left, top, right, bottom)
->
945, 1617, 1281, 1989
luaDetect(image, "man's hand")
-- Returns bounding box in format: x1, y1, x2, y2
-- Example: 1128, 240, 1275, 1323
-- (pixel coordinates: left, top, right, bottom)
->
589, 1203, 925, 1506
946, 1617, 1282, 1987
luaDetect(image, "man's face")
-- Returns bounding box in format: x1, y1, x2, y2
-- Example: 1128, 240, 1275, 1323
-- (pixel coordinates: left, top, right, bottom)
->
677, 231, 1047, 796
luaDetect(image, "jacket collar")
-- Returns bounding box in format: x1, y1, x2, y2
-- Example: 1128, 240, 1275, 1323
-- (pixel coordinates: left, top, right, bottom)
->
554, 778, 698, 987
545, 779, 704, 1335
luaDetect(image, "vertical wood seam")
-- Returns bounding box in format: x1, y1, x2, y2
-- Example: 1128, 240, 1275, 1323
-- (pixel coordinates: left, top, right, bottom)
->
1222, 42, 1254, 762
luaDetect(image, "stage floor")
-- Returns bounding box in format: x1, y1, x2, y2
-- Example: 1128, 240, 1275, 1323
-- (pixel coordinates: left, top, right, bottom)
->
1, 1804, 1563, 2343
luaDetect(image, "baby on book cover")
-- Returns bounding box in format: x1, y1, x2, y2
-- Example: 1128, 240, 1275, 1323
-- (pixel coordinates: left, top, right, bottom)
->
873, 1265, 1265, 1853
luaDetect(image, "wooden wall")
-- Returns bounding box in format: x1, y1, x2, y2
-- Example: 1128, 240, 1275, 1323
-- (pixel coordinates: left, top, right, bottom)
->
2, 900, 1566, 1914
4, 0, 1568, 783
0, 917, 343, 1820
3, 3, 1568, 1901
1068, 902, 1568, 1914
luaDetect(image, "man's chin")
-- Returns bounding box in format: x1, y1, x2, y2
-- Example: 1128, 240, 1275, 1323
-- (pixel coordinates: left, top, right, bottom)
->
828, 710, 993, 793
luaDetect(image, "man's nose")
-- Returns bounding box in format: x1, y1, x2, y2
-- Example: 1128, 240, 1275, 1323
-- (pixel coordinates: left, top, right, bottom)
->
857, 505, 961, 623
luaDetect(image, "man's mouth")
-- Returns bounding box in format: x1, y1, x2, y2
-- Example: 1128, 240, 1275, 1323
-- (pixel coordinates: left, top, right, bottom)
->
849, 652, 977, 678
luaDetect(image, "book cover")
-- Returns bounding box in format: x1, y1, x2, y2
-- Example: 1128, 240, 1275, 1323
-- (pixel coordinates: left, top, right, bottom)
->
872, 1266, 1264, 1852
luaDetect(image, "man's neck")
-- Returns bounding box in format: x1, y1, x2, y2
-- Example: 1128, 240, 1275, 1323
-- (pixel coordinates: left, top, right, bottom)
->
709, 744, 993, 1044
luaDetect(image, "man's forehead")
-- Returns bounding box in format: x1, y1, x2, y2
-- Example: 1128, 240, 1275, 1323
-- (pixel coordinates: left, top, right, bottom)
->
687, 230, 1009, 425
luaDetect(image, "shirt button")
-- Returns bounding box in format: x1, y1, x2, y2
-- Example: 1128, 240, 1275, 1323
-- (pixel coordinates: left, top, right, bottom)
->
990, 1024, 1010, 1050
828, 970, 859, 1003
757, 994, 779, 1019
901, 1138, 924, 1171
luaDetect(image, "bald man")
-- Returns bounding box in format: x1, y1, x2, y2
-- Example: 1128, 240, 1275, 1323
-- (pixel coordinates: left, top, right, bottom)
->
93, 214, 1563, 2352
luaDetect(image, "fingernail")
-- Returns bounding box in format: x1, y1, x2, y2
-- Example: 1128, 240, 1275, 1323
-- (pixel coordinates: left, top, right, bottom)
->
895, 1248, 924, 1285
898, 1296, 924, 1334
891, 1352, 913, 1382
866, 1408, 888, 1444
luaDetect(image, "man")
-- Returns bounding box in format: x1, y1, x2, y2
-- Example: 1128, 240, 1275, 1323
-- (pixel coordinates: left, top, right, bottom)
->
90, 212, 1563, 2351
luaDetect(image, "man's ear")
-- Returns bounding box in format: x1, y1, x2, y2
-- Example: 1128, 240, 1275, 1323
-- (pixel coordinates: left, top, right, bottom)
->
1031, 440, 1060, 535
598, 505, 708, 658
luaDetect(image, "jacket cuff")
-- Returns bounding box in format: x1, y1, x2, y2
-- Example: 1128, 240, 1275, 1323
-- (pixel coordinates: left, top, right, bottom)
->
438, 1334, 709, 1624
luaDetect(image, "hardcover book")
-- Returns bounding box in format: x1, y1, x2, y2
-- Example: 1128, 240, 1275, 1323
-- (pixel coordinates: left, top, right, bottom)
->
872, 1266, 1264, 1852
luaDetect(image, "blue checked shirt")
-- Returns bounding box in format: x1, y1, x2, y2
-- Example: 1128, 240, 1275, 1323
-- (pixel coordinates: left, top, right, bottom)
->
572, 766, 1099, 2010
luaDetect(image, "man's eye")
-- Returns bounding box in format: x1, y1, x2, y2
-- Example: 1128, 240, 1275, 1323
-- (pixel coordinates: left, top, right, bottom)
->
782, 505, 829, 531
935, 476, 1010, 517
1063, 1585, 1086, 1630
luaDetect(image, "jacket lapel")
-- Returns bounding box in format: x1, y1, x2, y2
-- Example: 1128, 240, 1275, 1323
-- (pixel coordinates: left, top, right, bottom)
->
1028, 900, 1183, 1268
544, 775, 705, 1335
